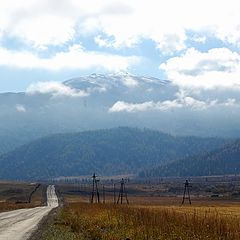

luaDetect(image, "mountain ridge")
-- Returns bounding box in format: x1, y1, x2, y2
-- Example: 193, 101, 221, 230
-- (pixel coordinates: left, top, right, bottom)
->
139, 139, 240, 178
0, 127, 227, 180
0, 73, 240, 158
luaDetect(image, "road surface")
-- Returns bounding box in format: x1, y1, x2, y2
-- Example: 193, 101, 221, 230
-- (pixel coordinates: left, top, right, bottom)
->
0, 185, 58, 240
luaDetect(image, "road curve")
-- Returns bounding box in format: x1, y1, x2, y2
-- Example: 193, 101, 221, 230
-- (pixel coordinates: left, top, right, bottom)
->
0, 185, 58, 240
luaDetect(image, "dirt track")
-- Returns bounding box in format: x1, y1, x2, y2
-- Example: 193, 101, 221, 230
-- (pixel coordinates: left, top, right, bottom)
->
0, 185, 58, 240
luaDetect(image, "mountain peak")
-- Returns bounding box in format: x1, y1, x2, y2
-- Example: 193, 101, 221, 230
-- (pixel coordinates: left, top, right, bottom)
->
64, 73, 170, 91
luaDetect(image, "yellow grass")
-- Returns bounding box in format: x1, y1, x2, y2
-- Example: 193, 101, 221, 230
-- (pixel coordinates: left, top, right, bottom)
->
43, 202, 240, 240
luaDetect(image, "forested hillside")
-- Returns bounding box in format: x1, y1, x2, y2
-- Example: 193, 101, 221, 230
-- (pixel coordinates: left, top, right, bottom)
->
139, 139, 240, 178
0, 127, 227, 180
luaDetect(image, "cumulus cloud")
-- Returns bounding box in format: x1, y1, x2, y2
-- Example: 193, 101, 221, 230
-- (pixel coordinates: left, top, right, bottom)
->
26, 81, 89, 97
191, 35, 206, 43
90, 0, 240, 52
109, 90, 239, 113
16, 104, 26, 112
0, 0, 80, 48
109, 99, 212, 113
2, 0, 240, 92
224, 98, 237, 106
109, 101, 154, 112
0, 44, 140, 71
1, 0, 240, 53
94, 35, 114, 48
160, 48, 240, 89
121, 76, 139, 87
155, 31, 187, 55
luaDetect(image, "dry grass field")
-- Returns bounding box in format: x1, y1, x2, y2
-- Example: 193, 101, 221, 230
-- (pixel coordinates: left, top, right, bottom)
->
0, 179, 237, 239
42, 201, 240, 240
41, 181, 240, 240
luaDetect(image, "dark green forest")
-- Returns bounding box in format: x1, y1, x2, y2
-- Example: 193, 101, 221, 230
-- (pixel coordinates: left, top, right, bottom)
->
139, 139, 240, 178
0, 127, 226, 180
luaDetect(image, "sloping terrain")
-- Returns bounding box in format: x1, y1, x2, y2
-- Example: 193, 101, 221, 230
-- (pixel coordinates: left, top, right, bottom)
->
1, 73, 240, 155
139, 139, 240, 177
0, 127, 226, 180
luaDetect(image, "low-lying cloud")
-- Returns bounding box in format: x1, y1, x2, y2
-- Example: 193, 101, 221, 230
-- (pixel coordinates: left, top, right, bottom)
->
26, 81, 89, 97
109, 96, 238, 113
16, 104, 26, 112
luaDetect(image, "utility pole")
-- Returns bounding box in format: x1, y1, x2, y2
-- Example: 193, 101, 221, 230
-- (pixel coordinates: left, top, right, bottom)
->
117, 178, 129, 204
102, 185, 105, 204
90, 173, 100, 203
182, 180, 192, 205
113, 183, 116, 204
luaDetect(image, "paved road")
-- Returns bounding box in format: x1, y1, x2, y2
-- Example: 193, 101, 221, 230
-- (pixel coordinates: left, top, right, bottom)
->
0, 185, 58, 240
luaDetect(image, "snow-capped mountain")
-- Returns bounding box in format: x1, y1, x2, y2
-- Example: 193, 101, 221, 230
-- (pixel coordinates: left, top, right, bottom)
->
0, 73, 240, 155
63, 73, 173, 103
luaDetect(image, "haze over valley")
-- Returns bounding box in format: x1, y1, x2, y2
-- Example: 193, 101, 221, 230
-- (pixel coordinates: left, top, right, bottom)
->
0, 73, 240, 180
1, 73, 240, 157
